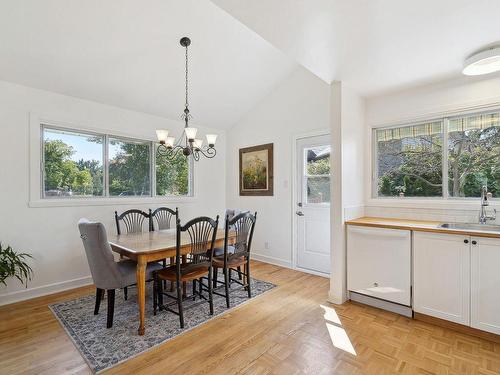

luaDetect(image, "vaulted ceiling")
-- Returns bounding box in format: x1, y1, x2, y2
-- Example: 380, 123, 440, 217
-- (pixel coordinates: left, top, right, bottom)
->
1, 0, 500, 130
0, 0, 296, 129
212, 0, 500, 96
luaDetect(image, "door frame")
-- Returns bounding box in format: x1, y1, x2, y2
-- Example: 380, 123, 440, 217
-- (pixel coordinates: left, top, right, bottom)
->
291, 129, 331, 278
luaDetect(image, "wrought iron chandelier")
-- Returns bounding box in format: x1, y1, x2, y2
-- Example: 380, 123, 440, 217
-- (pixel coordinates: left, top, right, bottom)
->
156, 37, 217, 161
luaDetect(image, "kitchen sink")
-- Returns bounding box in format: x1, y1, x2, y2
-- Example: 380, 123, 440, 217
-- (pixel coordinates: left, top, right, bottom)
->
439, 223, 500, 232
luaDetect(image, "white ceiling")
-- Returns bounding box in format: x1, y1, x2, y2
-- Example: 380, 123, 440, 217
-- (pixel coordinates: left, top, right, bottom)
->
0, 0, 296, 129
211, 0, 500, 96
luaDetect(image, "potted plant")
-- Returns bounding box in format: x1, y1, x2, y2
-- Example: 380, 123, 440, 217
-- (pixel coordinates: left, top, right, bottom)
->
0, 243, 33, 287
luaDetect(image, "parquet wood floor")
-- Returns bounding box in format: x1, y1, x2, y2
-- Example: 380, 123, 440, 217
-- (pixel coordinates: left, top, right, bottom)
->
1, 260, 499, 374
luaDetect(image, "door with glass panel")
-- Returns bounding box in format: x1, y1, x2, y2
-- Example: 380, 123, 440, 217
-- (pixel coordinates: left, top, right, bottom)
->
296, 134, 331, 274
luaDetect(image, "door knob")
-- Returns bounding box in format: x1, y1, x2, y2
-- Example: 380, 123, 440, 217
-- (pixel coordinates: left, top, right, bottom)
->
296, 211, 304, 216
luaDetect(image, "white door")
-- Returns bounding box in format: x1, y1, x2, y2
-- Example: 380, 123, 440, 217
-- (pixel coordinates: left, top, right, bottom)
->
471, 236, 500, 334
347, 226, 411, 306
295, 134, 331, 274
413, 232, 470, 325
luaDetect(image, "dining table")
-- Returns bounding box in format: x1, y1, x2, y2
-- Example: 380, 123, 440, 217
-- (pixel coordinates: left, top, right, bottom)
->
108, 228, 233, 335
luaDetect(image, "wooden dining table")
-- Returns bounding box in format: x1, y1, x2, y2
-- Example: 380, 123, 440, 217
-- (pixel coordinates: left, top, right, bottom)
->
108, 228, 232, 335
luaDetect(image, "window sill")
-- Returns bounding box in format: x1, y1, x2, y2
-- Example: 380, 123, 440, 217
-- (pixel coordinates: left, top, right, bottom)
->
366, 198, 500, 211
29, 196, 197, 208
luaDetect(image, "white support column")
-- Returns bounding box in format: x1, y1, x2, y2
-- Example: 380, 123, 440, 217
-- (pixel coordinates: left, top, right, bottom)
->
328, 81, 347, 304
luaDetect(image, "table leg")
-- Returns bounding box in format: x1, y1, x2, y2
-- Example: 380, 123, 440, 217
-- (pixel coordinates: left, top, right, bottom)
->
136, 257, 147, 335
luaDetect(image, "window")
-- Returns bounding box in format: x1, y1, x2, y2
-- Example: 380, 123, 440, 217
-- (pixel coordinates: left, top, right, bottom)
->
43, 127, 104, 198
448, 112, 500, 198
108, 137, 151, 197
376, 121, 443, 197
41, 125, 193, 199
374, 109, 500, 199
156, 145, 192, 196
305, 145, 331, 204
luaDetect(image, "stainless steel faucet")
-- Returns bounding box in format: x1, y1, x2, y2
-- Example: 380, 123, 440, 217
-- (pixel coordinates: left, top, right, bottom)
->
479, 186, 496, 224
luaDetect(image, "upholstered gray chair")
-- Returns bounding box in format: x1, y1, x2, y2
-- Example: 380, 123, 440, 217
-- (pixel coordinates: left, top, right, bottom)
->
78, 218, 162, 328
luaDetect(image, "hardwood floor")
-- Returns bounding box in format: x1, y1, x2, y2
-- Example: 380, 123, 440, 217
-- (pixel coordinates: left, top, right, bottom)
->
1, 260, 500, 374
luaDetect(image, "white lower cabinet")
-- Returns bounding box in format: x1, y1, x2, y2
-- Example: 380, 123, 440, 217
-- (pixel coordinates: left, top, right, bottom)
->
413, 232, 470, 325
471, 236, 500, 334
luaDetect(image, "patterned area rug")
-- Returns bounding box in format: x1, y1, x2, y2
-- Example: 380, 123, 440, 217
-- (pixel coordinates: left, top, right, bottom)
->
50, 276, 275, 374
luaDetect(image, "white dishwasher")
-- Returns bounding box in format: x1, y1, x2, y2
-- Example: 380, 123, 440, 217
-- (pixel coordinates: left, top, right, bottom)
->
347, 225, 411, 307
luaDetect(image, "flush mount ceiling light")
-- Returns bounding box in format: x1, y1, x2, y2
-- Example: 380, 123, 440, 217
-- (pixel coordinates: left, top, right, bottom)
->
463, 46, 500, 76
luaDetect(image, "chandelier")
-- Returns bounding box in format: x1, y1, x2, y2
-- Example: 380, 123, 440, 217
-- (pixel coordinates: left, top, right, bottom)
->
156, 37, 217, 161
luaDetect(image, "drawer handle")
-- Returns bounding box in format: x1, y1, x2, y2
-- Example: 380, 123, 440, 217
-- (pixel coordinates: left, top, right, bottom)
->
373, 282, 378, 287
472, 240, 477, 245
464, 239, 469, 244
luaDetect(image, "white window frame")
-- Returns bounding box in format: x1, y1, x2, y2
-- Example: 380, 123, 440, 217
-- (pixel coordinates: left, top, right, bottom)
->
372, 108, 500, 202
29, 114, 195, 207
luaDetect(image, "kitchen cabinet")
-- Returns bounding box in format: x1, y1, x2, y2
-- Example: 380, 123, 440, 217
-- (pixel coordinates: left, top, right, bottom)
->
471, 236, 500, 334
413, 232, 470, 325
347, 226, 411, 306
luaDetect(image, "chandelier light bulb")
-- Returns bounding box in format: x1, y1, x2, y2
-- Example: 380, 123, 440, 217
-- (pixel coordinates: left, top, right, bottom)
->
156, 129, 169, 143
165, 136, 176, 148
193, 139, 203, 150
206, 134, 217, 147
184, 127, 198, 141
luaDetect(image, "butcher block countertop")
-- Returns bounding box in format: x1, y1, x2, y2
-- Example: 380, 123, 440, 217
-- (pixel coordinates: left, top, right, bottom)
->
346, 217, 500, 239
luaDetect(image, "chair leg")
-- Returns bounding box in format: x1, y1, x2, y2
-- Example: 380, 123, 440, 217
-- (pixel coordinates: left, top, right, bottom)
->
229, 269, 232, 288
176, 280, 184, 328
192, 279, 197, 301
208, 267, 214, 315
246, 261, 252, 299
153, 273, 157, 316
124, 286, 128, 301
106, 289, 115, 328
170, 257, 175, 292
162, 259, 167, 289
94, 288, 104, 315
237, 266, 243, 280
224, 267, 230, 308
199, 277, 203, 296
213, 267, 218, 288
158, 275, 164, 309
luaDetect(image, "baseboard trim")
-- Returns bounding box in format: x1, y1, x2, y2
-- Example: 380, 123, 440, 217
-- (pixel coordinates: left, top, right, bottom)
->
0, 276, 93, 306
414, 312, 500, 344
252, 253, 292, 269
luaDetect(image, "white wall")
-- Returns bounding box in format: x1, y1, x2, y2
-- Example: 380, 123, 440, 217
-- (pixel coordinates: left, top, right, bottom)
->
365, 75, 500, 223
0, 80, 226, 305
225, 67, 330, 267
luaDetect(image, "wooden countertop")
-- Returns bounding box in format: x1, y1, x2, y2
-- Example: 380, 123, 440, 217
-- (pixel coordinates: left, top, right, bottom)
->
346, 217, 500, 239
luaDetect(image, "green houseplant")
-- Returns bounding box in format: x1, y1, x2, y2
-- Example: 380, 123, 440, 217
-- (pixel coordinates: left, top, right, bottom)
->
0, 243, 33, 287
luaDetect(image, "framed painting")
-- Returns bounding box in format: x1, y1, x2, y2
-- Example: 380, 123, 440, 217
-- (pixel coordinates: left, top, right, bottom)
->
239, 143, 274, 196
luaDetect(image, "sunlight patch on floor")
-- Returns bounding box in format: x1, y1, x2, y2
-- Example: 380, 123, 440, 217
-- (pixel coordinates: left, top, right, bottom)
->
320, 304, 357, 356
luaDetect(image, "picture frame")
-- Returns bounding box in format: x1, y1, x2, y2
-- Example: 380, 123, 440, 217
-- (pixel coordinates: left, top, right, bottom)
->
239, 143, 274, 196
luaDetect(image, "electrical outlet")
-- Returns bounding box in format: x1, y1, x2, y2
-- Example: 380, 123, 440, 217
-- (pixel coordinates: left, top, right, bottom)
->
264, 241, 270, 249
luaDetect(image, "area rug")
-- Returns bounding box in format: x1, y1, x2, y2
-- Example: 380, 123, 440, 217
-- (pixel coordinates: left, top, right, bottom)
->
49, 276, 276, 374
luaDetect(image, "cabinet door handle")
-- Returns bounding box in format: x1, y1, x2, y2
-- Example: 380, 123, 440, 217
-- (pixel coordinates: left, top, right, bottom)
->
464, 239, 469, 244
472, 240, 477, 245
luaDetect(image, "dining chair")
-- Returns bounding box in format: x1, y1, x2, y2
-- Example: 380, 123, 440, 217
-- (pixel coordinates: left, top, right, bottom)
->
218, 209, 248, 281
150, 207, 179, 231
114, 209, 151, 299
153, 215, 219, 328
150, 207, 179, 290
212, 212, 257, 308
114, 209, 150, 235
78, 218, 162, 328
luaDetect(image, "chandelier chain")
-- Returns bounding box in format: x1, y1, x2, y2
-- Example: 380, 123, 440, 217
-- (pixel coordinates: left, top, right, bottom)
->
185, 45, 189, 110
